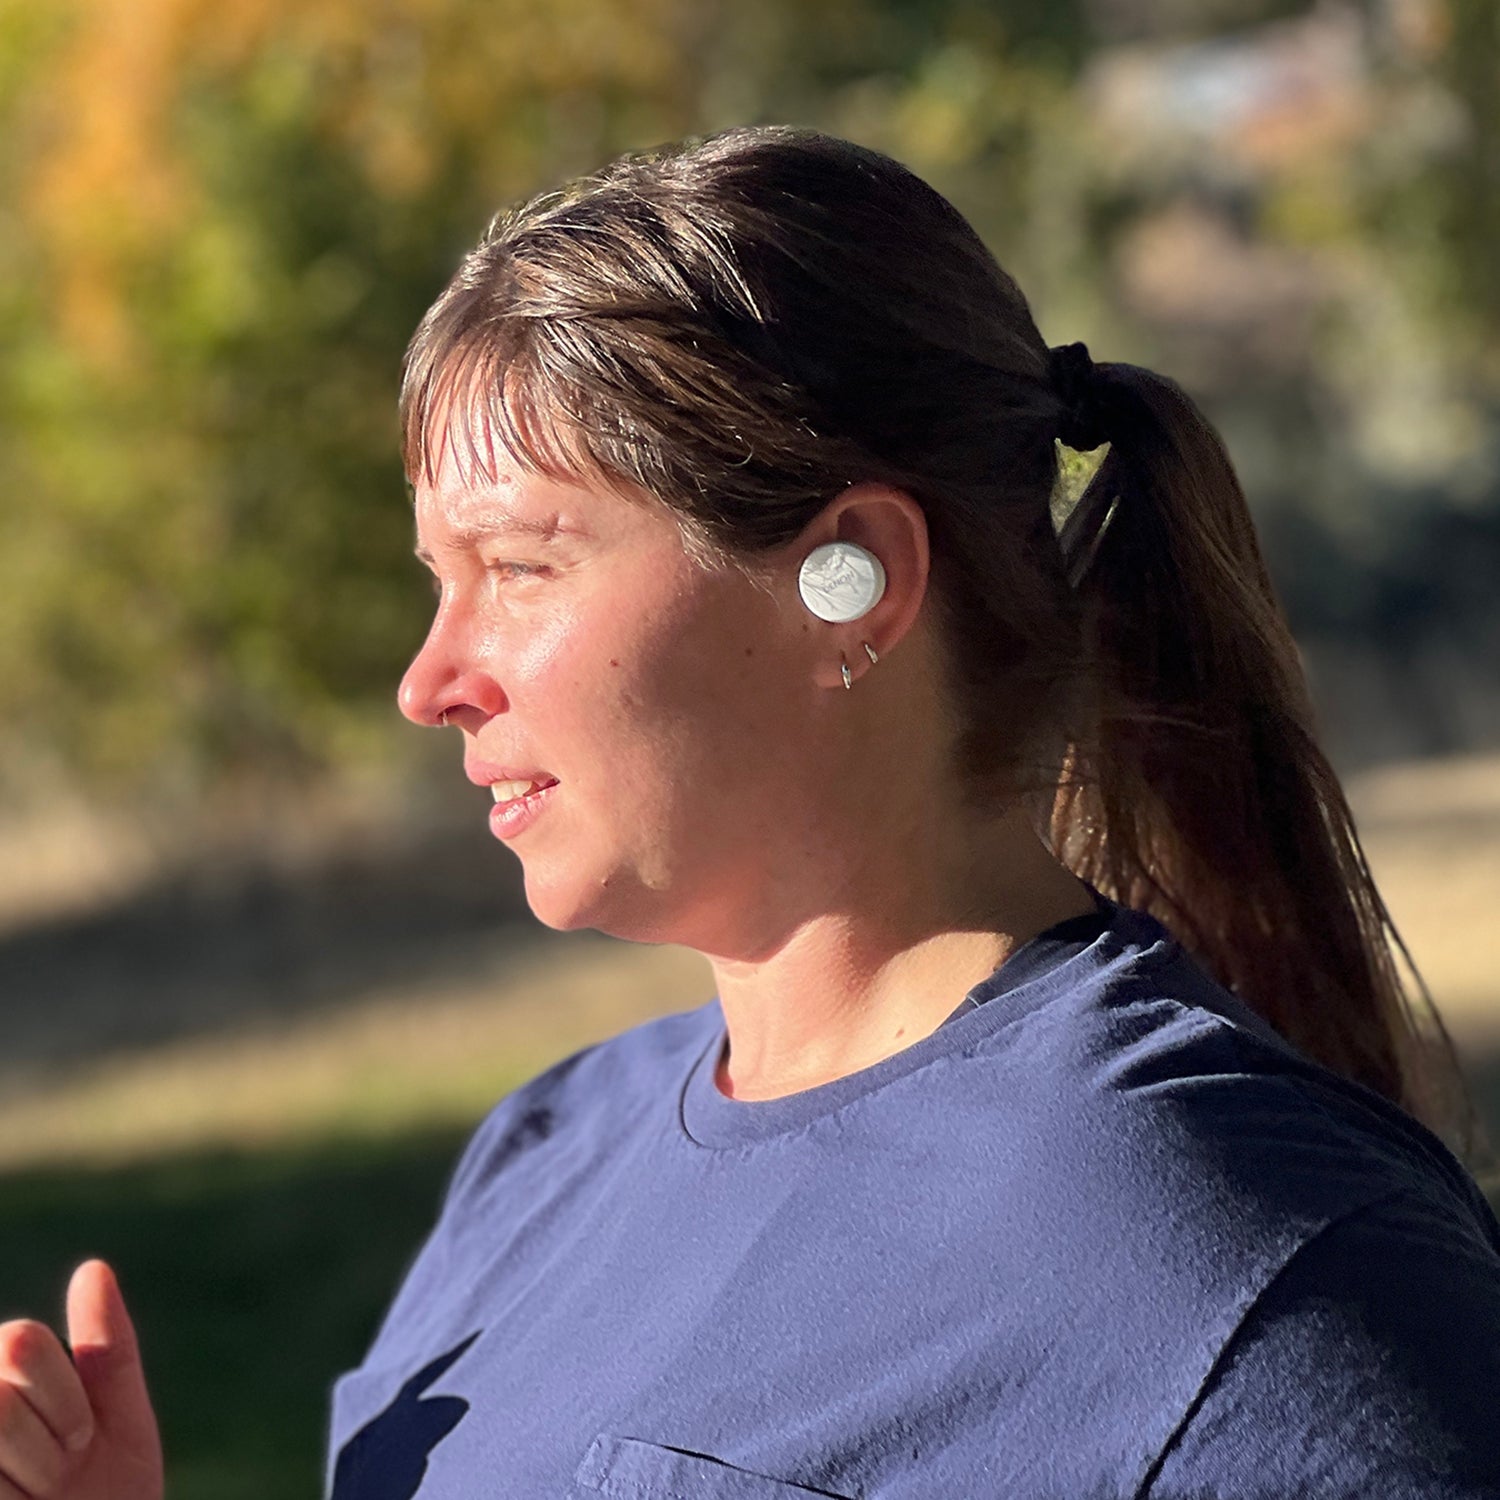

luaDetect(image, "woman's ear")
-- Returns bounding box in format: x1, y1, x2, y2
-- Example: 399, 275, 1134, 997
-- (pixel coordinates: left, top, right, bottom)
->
780, 483, 930, 693
787, 483, 931, 689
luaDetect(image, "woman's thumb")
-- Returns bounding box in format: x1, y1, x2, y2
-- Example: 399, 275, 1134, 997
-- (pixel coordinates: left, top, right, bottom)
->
65, 1260, 157, 1438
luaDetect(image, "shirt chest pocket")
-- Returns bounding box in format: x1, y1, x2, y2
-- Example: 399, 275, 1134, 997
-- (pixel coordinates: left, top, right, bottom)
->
570, 1434, 856, 1500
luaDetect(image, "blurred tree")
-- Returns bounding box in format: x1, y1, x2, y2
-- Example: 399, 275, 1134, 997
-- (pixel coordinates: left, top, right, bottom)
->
1433, 0, 1500, 358
0, 0, 1096, 812
0, 0, 698, 804
1, 0, 1497, 812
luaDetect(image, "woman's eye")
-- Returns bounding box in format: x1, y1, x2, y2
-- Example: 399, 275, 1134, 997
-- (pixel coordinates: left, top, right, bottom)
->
486, 561, 544, 582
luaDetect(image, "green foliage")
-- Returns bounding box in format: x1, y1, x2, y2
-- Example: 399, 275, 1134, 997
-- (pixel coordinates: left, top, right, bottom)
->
1051, 440, 1111, 533
2, 0, 1068, 800
2, 0, 1497, 803
0, 0, 706, 796
0, 1131, 471, 1499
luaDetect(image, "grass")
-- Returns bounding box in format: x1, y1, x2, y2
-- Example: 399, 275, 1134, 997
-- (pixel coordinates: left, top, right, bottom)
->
0, 937, 712, 1170
0, 1131, 471, 1499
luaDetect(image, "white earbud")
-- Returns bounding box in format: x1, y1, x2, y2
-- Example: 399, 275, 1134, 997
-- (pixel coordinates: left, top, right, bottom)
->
797, 541, 887, 623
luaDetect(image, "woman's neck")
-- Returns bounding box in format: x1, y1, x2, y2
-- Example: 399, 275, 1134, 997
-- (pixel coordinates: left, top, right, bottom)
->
706, 814, 1096, 1101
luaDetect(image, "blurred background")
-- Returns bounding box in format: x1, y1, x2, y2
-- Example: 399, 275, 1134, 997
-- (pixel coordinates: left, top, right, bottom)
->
1, 0, 1497, 1493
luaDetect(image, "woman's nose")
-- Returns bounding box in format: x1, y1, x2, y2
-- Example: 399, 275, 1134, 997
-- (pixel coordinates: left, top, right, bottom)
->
397, 614, 507, 727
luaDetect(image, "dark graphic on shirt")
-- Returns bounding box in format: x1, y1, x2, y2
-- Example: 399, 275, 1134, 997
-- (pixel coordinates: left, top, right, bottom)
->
491, 1105, 554, 1172
331, 1332, 481, 1499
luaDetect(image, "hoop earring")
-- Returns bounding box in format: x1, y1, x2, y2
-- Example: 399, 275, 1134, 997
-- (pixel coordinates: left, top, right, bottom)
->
438, 709, 449, 727
863, 642, 879, 665
840, 655, 853, 691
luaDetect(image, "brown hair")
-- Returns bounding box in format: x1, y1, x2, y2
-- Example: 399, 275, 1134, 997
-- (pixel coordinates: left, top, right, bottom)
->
401, 125, 1471, 1146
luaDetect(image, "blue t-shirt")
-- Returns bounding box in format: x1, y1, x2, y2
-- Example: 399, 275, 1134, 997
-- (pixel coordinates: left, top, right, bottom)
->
326, 903, 1500, 1498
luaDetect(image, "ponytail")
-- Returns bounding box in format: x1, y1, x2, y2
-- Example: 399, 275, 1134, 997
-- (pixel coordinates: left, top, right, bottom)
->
1050, 361, 1472, 1148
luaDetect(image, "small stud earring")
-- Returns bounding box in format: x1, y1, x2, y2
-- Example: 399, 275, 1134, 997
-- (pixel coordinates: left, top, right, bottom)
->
863, 642, 879, 665
840, 655, 853, 691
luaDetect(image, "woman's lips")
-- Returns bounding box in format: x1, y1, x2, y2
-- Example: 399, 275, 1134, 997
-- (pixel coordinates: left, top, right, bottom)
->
466, 761, 555, 790
486, 777, 558, 840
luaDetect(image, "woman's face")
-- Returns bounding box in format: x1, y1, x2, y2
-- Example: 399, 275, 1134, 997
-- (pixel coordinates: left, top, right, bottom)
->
398, 435, 826, 949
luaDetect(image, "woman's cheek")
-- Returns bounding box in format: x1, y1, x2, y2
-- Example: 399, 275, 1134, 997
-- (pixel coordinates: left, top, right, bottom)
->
482, 604, 575, 697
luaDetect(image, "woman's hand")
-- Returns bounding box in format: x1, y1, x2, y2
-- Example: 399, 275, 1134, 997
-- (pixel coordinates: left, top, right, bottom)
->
0, 1261, 163, 1500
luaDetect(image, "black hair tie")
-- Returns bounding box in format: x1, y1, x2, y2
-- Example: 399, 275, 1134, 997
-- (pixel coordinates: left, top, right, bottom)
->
1047, 341, 1105, 451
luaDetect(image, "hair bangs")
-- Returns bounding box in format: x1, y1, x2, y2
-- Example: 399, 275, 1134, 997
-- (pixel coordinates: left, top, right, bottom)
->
400, 317, 620, 496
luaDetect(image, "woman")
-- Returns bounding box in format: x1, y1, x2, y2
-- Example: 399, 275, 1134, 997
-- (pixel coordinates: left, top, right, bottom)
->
2, 125, 1498, 1500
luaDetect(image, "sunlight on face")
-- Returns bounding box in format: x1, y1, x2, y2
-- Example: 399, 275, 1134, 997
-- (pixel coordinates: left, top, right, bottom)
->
397, 435, 821, 948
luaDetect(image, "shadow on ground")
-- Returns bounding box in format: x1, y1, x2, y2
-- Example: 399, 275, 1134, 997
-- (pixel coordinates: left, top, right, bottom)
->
0, 812, 533, 1094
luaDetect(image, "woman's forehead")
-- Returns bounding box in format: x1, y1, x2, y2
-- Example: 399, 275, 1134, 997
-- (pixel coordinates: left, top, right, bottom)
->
410, 386, 720, 564
414, 460, 586, 548
411, 439, 670, 560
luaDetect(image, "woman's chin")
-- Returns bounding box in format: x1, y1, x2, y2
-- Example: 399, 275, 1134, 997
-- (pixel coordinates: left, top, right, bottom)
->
520, 865, 636, 937
520, 866, 693, 946
520, 881, 602, 934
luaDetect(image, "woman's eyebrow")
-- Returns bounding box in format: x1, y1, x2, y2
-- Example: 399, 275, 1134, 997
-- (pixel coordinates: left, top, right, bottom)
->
414, 512, 580, 563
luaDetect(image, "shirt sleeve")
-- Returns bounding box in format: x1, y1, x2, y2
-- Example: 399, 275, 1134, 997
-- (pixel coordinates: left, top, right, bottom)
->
1143, 1187, 1500, 1499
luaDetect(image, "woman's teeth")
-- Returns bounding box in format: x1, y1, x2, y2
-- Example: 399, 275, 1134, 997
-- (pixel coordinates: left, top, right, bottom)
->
491, 779, 542, 802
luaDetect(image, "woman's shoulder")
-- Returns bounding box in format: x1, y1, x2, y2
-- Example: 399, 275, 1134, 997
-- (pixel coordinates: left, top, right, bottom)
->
442, 998, 721, 1204
1142, 1184, 1500, 1497
956, 901, 1500, 1275
939, 910, 1500, 1487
